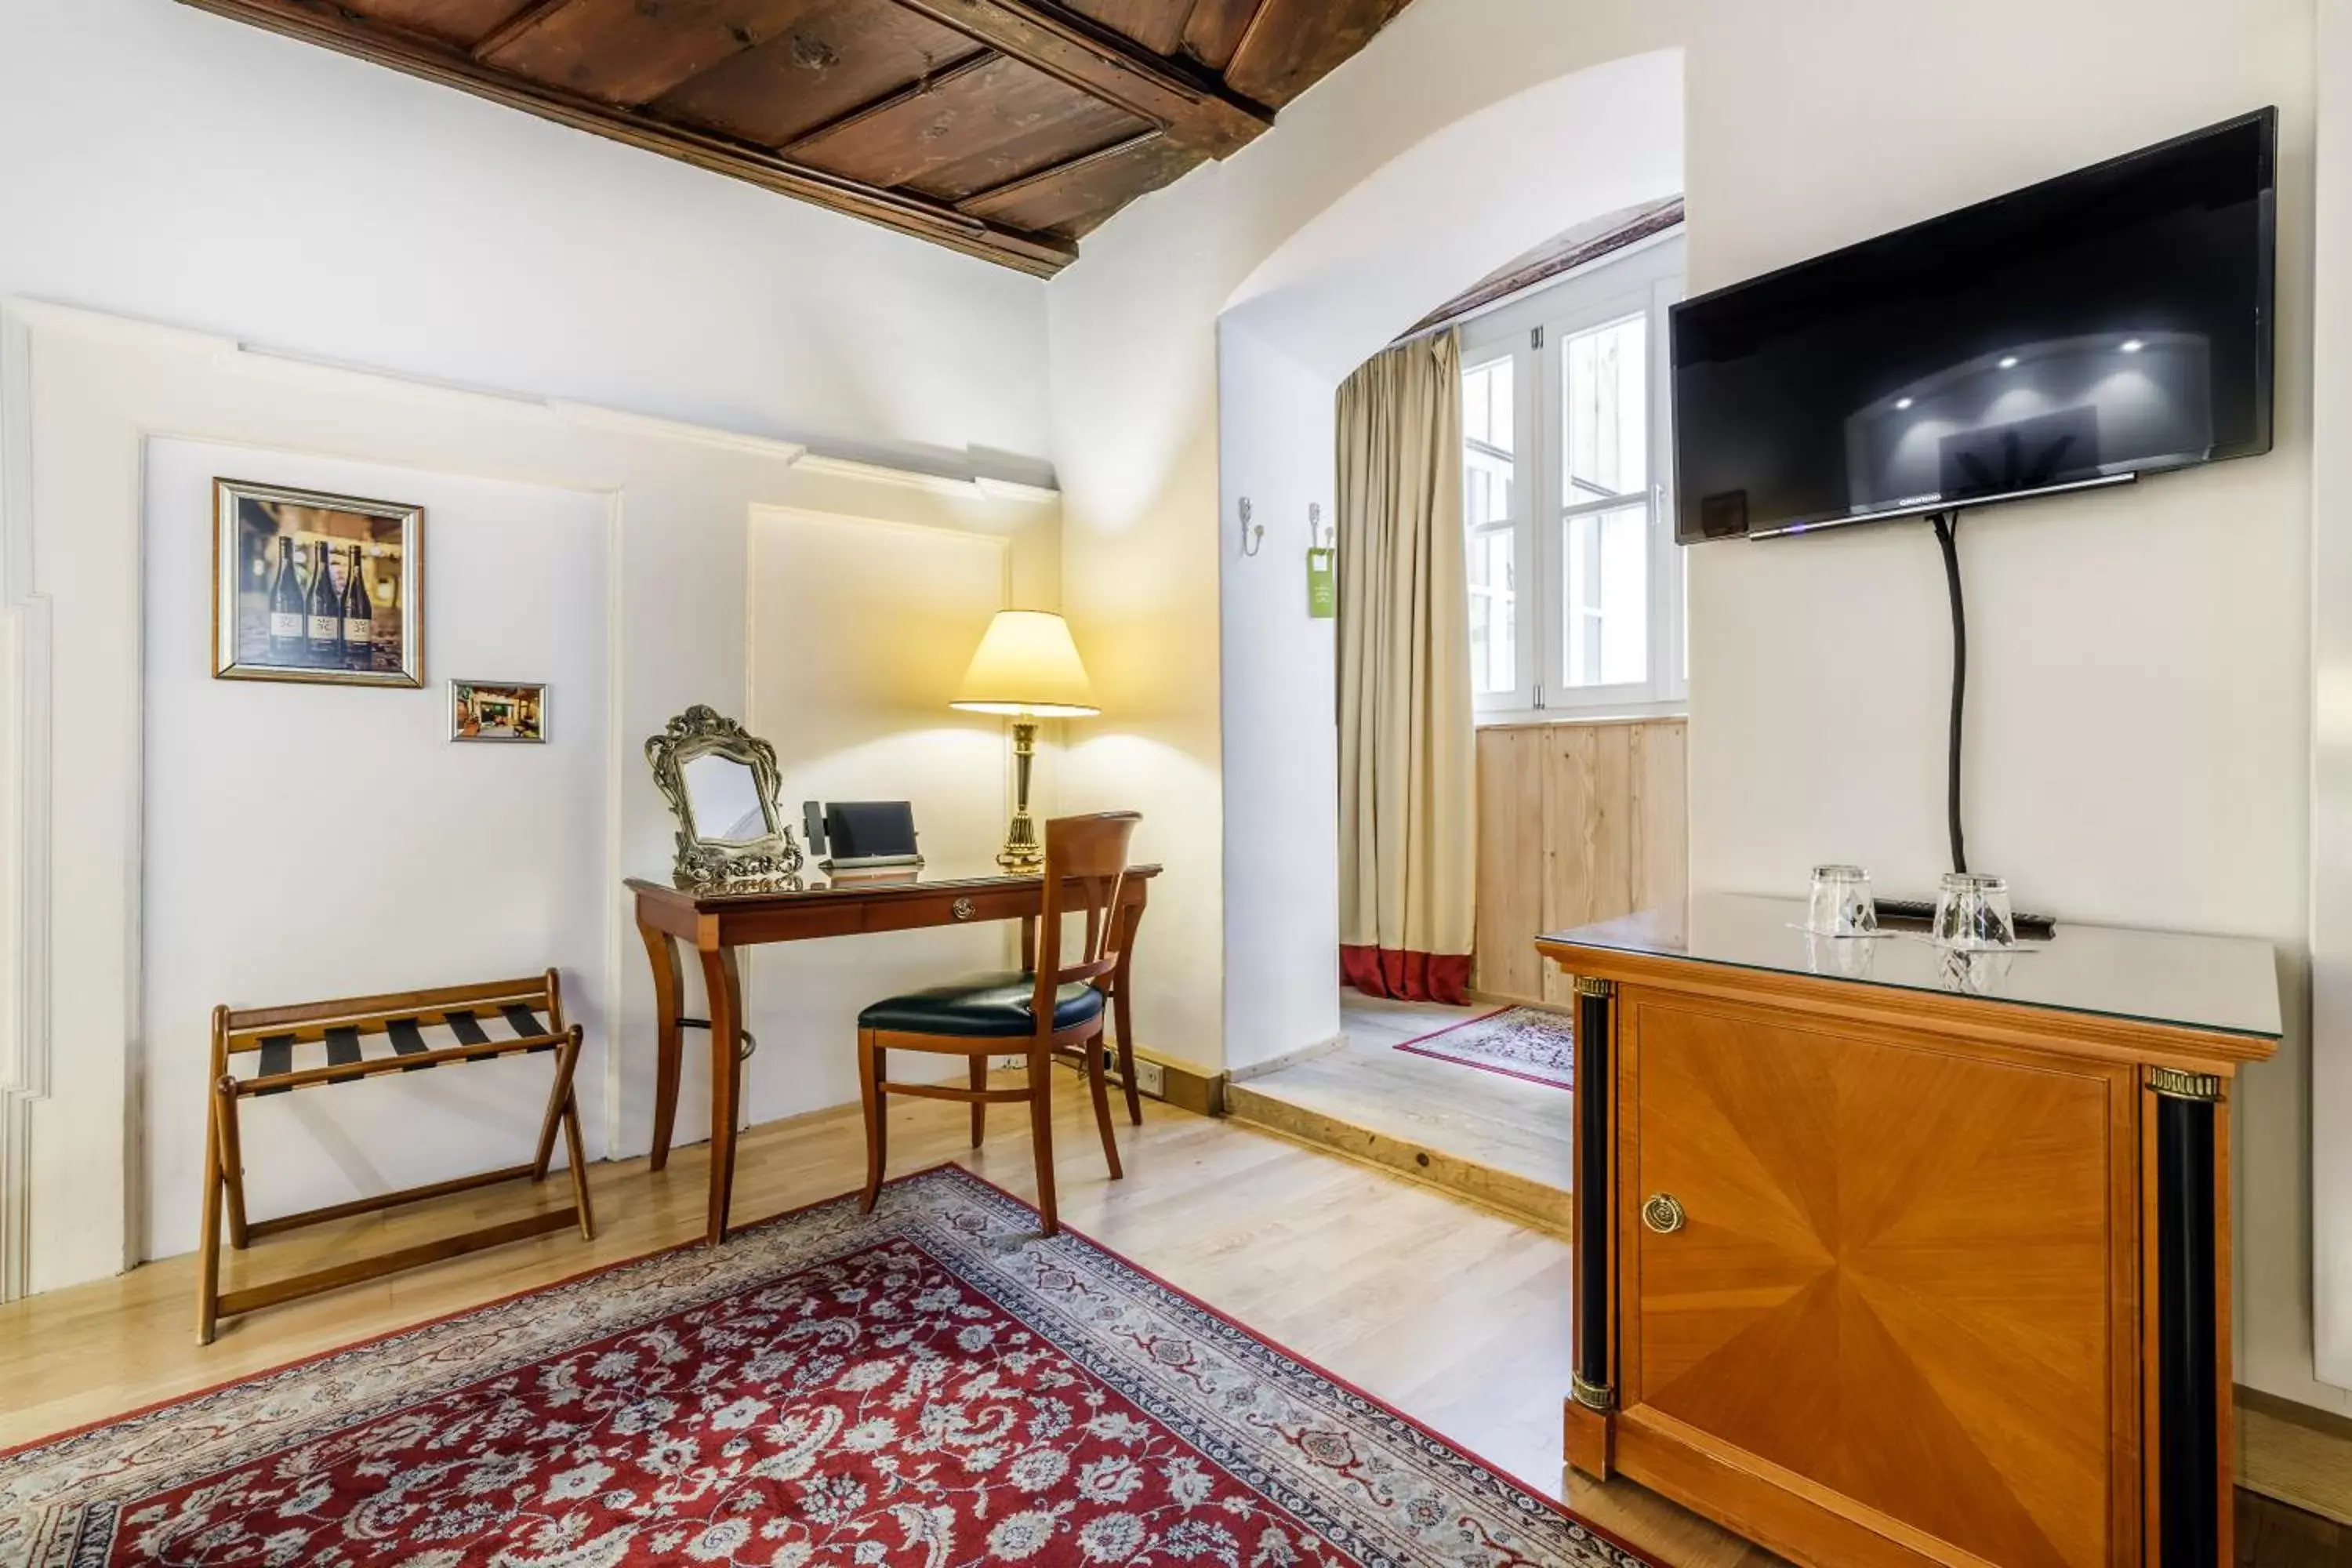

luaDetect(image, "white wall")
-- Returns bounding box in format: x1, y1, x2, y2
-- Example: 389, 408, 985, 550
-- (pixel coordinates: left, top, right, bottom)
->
0, 302, 1059, 1294
1210, 60, 1684, 1076
1678, 0, 2332, 1419
744, 508, 1028, 1120
141, 441, 612, 1261
1052, 31, 1685, 1073
2307, 0, 2352, 1393
1216, 325, 1341, 1073
0, 0, 1050, 474
1050, 0, 2347, 1417
0, 0, 1073, 1294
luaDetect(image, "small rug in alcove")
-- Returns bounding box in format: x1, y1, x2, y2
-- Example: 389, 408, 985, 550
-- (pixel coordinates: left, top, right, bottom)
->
1395, 1007, 1575, 1090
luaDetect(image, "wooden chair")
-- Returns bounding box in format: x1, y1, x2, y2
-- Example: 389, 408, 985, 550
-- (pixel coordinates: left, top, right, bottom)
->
857, 811, 1139, 1235
198, 971, 593, 1344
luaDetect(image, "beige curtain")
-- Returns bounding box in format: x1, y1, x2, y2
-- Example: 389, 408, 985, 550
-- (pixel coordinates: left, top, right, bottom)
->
1336, 329, 1475, 1004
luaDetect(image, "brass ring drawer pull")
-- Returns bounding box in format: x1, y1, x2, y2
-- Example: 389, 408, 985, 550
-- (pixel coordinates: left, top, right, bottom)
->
1642, 1193, 1686, 1234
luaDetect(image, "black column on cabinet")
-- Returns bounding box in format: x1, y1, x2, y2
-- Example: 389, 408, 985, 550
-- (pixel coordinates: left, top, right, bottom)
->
2153, 1069, 2220, 1567
1571, 977, 1614, 1412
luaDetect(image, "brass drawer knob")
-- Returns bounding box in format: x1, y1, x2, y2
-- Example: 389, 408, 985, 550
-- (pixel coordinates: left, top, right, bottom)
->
1641, 1193, 1686, 1235
952, 897, 976, 920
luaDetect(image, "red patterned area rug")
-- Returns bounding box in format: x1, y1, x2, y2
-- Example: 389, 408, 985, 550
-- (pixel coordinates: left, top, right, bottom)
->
1394, 1008, 1574, 1091
0, 1166, 1653, 1567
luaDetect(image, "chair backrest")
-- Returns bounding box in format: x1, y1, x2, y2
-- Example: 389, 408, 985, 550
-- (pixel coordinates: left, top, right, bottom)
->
1033, 811, 1141, 1023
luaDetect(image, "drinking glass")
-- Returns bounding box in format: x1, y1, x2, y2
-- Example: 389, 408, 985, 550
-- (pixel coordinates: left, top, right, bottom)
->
1931, 872, 2016, 949
1806, 864, 1878, 936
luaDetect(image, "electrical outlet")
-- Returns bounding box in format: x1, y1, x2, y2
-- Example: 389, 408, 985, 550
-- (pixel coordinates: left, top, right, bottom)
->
1123, 1054, 1167, 1100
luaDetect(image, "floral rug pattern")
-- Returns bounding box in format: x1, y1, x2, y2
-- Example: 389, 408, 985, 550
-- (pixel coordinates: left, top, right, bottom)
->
0, 1167, 1647, 1567
1394, 1009, 1575, 1091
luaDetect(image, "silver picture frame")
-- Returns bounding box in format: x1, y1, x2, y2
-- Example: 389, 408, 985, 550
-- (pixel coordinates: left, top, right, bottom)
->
449, 679, 548, 743
212, 477, 423, 688
644, 706, 805, 887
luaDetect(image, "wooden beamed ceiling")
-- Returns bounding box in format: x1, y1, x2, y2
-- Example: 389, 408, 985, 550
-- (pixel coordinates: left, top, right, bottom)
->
176, 0, 1417, 275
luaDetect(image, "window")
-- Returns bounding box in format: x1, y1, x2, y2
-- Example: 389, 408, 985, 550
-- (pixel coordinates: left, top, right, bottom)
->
1459, 236, 1684, 718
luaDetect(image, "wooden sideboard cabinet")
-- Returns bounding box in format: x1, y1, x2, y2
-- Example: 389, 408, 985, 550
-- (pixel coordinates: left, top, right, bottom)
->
1537, 897, 2280, 1568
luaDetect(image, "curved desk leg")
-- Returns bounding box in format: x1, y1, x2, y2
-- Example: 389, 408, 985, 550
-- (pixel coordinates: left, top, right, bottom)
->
1113, 895, 1145, 1126
640, 923, 686, 1172
700, 943, 745, 1246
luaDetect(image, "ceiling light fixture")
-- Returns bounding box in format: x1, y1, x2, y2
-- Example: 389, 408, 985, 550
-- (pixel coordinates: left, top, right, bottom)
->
1998, 355, 2020, 369
2122, 338, 2146, 353
1895, 397, 1915, 410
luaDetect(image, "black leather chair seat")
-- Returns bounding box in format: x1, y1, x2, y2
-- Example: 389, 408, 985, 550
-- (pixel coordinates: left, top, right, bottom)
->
858, 972, 1104, 1038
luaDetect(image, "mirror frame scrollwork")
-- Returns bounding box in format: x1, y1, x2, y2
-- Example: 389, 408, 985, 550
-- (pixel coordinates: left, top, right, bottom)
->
645, 706, 806, 887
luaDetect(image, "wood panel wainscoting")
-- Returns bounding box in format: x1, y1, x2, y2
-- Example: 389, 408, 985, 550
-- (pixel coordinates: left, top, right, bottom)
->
1474, 717, 1686, 1005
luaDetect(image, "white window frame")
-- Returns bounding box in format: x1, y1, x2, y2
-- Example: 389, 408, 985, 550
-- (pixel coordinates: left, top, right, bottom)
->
1461, 234, 1686, 723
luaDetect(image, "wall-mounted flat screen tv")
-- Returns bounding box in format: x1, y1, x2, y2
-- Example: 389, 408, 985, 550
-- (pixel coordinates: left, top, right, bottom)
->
1670, 107, 2275, 543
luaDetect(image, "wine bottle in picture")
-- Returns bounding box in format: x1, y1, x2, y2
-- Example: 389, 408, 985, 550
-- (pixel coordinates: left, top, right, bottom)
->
306, 539, 341, 667
341, 543, 373, 671
267, 536, 304, 665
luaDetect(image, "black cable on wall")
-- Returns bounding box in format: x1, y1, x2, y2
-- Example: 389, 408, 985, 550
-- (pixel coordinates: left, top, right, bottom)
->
1929, 510, 1968, 875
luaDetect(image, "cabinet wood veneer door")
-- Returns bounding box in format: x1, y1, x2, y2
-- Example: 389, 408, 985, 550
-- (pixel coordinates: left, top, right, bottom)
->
1618, 994, 2139, 1568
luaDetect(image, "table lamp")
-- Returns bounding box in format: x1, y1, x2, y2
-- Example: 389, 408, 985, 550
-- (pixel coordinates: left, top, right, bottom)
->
951, 610, 1099, 872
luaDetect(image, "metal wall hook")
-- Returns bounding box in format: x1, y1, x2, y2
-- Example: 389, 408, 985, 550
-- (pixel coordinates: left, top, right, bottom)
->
1309, 501, 1333, 549
1238, 496, 1264, 557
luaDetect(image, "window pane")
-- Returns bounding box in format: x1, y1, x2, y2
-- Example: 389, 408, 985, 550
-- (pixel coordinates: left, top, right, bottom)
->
1463, 360, 1515, 527
1563, 505, 1647, 688
1564, 314, 1646, 503
1467, 527, 1516, 695
1464, 359, 1514, 453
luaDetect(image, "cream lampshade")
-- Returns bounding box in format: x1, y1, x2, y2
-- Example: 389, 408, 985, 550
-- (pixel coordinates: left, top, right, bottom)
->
952, 611, 1098, 870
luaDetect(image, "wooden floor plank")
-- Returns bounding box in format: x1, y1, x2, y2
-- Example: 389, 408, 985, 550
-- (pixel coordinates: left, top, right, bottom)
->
2241, 1395, 2352, 1527
2238, 1489, 2352, 1568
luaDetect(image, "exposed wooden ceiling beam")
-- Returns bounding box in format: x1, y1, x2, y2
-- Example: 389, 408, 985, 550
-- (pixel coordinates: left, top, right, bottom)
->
173, 0, 1076, 276
886, 0, 1272, 157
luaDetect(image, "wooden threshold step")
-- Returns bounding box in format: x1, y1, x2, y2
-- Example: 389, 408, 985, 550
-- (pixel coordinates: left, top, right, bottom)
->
1224, 1080, 1573, 1239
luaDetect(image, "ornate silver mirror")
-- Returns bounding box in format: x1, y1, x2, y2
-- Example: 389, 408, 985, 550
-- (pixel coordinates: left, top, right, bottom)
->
645, 706, 805, 887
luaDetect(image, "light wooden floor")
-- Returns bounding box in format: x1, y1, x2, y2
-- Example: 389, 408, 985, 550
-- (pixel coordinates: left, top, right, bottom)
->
1228, 993, 1574, 1232
0, 1074, 1773, 1568
2241, 1394, 2352, 1528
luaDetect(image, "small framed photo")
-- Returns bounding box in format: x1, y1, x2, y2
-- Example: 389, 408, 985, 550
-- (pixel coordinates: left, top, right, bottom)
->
450, 680, 547, 743
213, 478, 422, 686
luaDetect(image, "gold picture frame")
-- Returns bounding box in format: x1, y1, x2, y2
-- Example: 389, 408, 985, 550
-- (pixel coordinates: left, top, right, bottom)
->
212, 477, 423, 687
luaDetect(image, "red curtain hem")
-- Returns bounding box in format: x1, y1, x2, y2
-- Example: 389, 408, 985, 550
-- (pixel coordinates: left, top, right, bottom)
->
1340, 945, 1472, 1007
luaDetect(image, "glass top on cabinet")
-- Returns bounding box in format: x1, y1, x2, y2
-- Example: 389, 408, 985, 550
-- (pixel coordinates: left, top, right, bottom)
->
1540, 894, 2281, 1040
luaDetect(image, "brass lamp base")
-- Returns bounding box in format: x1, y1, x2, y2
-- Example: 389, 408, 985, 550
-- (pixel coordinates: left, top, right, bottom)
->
996, 718, 1045, 873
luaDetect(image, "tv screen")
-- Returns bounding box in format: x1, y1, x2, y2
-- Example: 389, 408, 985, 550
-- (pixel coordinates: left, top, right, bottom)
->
1670, 107, 2275, 543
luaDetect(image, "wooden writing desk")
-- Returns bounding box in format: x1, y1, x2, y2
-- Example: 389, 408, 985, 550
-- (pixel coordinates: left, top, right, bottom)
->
627, 863, 1159, 1244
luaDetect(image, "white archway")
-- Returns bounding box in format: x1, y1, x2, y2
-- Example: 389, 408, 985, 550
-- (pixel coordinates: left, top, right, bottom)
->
1214, 51, 1683, 1073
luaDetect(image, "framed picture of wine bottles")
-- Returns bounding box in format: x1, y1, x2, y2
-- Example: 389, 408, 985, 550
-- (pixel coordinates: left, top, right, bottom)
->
211, 477, 423, 687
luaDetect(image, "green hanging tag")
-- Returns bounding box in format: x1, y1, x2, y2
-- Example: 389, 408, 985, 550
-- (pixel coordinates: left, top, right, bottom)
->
1306, 546, 1337, 619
